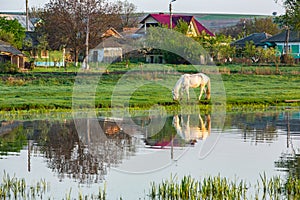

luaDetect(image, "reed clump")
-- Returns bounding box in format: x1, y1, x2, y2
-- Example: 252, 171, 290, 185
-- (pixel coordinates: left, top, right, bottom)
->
149, 175, 248, 200
148, 174, 300, 200
0, 172, 107, 200
0, 171, 47, 199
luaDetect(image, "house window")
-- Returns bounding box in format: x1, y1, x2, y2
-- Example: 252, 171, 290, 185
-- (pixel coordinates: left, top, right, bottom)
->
41, 50, 49, 58
31, 50, 38, 58
277, 45, 286, 54
291, 45, 299, 54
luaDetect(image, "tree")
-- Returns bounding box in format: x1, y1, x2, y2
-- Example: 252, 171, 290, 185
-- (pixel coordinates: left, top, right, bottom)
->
145, 26, 208, 64
0, 29, 14, 45
252, 17, 281, 35
194, 33, 235, 64
39, 0, 122, 66
0, 17, 26, 49
274, 0, 300, 63
275, 0, 300, 30
220, 17, 281, 39
117, 0, 139, 28
174, 19, 189, 35
243, 41, 258, 64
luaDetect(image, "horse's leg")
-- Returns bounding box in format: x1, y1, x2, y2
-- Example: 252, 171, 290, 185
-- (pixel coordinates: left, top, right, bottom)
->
199, 85, 204, 100
180, 87, 184, 101
186, 87, 190, 101
199, 114, 204, 129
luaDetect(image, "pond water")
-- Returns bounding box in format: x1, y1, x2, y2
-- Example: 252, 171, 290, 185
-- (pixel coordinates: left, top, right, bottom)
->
0, 110, 300, 199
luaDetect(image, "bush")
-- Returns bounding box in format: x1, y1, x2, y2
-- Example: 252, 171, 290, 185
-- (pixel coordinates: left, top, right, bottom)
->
0, 62, 19, 73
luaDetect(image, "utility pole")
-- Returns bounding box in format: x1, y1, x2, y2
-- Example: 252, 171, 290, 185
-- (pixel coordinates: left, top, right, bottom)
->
26, 0, 29, 31
284, 26, 290, 63
243, 20, 246, 37
85, 16, 90, 70
169, 0, 176, 30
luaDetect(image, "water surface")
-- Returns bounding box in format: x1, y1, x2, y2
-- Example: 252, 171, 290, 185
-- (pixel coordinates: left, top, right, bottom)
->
0, 110, 300, 199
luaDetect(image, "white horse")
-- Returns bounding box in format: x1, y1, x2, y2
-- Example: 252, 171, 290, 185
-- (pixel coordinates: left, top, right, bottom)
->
172, 114, 211, 144
172, 73, 211, 101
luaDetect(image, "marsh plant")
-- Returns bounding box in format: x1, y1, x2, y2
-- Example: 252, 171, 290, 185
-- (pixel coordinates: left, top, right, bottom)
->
0, 172, 107, 200
149, 175, 248, 200
2, 172, 300, 199
148, 174, 300, 200
0, 171, 47, 199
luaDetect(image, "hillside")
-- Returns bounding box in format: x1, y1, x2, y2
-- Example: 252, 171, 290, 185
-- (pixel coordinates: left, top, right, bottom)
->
193, 13, 269, 33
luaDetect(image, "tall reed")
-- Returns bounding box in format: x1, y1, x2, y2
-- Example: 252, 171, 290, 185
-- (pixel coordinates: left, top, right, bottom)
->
148, 173, 300, 200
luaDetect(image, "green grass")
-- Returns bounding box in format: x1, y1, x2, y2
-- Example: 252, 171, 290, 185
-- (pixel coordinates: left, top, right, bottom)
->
148, 173, 300, 200
0, 64, 300, 113
222, 74, 300, 106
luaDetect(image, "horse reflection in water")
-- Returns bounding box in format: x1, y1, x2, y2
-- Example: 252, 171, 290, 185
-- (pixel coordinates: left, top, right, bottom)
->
172, 114, 211, 145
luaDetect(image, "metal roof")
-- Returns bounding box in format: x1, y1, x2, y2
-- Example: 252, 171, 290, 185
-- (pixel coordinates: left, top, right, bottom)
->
263, 30, 300, 43
140, 13, 214, 36
0, 40, 24, 56
232, 32, 272, 47
0, 13, 34, 31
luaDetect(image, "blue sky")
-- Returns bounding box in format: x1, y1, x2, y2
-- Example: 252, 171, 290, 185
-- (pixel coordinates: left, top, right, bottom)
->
1, 0, 285, 15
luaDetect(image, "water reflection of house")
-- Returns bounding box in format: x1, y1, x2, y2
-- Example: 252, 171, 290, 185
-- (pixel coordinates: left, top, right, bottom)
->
0, 120, 21, 136
225, 112, 300, 144
277, 112, 300, 134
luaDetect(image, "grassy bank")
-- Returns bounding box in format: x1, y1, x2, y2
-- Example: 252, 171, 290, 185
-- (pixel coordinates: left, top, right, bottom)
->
0, 64, 299, 113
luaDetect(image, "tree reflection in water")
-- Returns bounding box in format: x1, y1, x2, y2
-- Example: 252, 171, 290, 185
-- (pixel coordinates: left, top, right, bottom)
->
225, 112, 279, 143
275, 112, 300, 179
27, 118, 138, 184
1, 111, 300, 184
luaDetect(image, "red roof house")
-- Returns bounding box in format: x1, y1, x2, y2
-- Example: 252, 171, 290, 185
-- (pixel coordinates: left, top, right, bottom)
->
137, 13, 214, 37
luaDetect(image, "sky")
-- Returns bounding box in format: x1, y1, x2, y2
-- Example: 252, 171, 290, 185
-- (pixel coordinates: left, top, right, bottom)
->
0, 0, 286, 16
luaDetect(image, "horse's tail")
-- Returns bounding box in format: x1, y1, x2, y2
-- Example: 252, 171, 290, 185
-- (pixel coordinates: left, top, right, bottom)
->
206, 77, 211, 100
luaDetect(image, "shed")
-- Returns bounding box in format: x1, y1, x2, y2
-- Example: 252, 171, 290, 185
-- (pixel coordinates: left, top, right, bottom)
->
0, 40, 25, 68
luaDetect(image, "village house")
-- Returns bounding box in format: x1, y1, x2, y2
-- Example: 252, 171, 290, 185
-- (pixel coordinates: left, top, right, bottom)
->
137, 13, 214, 37
232, 32, 274, 48
136, 13, 214, 64
89, 27, 124, 64
264, 30, 300, 60
0, 40, 26, 69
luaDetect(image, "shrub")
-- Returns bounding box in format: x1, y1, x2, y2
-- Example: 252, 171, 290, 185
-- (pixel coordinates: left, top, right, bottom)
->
0, 62, 18, 73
